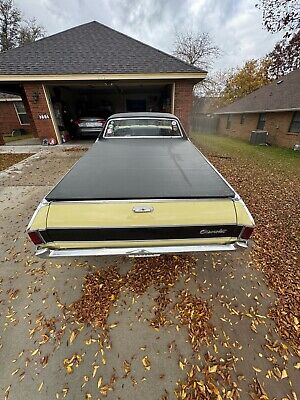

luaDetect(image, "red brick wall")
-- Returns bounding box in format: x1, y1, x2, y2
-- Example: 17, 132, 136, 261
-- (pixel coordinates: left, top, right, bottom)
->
218, 112, 299, 149
265, 111, 299, 148
0, 101, 32, 136
174, 80, 197, 132
22, 83, 57, 141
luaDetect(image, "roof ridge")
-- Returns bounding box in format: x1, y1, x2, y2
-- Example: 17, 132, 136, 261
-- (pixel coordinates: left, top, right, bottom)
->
90, 21, 206, 73
216, 68, 300, 114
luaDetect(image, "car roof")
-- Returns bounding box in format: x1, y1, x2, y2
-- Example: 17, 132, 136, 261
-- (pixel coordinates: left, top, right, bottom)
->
108, 112, 179, 120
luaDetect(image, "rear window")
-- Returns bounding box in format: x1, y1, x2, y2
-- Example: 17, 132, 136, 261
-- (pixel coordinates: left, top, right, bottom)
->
103, 118, 182, 138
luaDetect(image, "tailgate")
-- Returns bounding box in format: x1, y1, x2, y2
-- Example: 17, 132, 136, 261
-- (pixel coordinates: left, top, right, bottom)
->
46, 200, 237, 228
43, 200, 240, 243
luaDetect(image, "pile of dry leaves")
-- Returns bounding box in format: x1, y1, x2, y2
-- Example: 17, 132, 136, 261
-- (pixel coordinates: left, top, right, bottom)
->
175, 354, 239, 400
174, 290, 214, 350
69, 266, 123, 330
68, 255, 198, 332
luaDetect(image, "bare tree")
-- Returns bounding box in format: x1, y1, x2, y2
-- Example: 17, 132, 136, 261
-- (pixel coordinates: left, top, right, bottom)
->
195, 70, 231, 97
0, 0, 21, 52
19, 18, 45, 46
173, 31, 220, 70
0, 0, 45, 52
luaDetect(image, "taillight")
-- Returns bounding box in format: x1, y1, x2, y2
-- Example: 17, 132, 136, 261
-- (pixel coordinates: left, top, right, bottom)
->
28, 231, 45, 245
74, 120, 80, 125
240, 227, 254, 240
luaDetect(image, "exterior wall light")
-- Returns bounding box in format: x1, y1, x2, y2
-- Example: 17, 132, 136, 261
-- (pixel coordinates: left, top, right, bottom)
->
32, 91, 39, 103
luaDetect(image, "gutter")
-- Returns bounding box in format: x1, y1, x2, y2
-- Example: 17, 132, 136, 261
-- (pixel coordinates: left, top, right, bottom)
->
0, 72, 207, 82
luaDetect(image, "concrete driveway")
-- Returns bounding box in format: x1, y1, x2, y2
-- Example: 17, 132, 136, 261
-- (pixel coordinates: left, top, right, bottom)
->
0, 148, 299, 400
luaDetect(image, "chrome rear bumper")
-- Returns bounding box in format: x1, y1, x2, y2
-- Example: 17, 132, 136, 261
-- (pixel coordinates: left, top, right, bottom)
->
36, 241, 249, 258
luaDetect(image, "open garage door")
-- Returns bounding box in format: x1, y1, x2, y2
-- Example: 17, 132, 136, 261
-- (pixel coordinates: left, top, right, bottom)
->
47, 81, 174, 142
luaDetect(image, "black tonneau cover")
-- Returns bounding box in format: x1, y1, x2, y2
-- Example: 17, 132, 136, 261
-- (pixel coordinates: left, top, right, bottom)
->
46, 139, 235, 201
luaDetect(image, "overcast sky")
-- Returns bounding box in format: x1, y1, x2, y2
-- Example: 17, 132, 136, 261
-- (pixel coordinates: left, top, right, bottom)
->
15, 0, 282, 72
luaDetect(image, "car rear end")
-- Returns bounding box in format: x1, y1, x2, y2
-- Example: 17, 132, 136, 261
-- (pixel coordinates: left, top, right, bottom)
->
27, 197, 254, 258
75, 117, 106, 137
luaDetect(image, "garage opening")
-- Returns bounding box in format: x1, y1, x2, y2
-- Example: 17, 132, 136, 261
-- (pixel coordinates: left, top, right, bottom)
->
47, 81, 174, 142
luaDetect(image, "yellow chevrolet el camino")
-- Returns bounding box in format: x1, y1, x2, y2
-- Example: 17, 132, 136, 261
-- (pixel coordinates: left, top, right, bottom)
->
27, 112, 254, 258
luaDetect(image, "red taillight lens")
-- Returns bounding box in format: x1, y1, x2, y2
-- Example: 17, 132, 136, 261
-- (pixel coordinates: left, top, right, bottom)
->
240, 227, 254, 240
28, 231, 45, 245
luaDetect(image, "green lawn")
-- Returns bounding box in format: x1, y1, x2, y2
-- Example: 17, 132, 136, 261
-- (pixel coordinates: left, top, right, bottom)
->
191, 133, 300, 173
3, 133, 34, 143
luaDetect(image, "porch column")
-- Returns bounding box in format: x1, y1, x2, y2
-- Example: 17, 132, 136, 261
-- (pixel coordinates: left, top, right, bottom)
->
22, 82, 59, 143
174, 79, 197, 132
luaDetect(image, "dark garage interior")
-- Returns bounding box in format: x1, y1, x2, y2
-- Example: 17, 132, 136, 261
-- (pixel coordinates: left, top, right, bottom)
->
47, 81, 174, 141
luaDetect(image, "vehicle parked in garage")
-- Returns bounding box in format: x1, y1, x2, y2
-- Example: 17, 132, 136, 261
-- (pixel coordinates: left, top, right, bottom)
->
74, 117, 106, 137
27, 112, 255, 258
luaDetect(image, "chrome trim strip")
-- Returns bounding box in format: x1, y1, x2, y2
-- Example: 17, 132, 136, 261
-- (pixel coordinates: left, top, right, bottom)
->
46, 198, 235, 204
35, 242, 249, 258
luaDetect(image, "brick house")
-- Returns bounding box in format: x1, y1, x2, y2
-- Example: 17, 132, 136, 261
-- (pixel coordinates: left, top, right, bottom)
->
215, 69, 300, 148
0, 92, 31, 135
0, 21, 206, 145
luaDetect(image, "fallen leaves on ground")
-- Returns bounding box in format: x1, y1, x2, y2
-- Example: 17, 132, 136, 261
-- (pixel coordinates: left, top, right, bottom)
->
127, 255, 197, 328
174, 290, 214, 350
68, 266, 123, 329
175, 354, 239, 400
63, 353, 83, 374
68, 255, 197, 332
197, 140, 300, 355
126, 255, 197, 295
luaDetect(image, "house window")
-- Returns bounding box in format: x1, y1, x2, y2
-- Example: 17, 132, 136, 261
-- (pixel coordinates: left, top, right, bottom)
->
289, 111, 300, 133
14, 101, 29, 125
257, 113, 266, 130
226, 114, 231, 129
240, 114, 245, 124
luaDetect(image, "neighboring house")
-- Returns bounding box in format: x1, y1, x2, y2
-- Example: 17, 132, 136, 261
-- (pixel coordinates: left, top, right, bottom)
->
215, 69, 300, 148
0, 21, 206, 145
0, 92, 31, 136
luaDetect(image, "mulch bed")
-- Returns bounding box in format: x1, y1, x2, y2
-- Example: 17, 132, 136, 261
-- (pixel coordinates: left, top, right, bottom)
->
0, 153, 32, 172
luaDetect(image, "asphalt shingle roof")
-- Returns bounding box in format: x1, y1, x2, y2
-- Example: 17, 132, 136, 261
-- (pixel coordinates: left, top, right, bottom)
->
216, 69, 300, 114
0, 21, 205, 76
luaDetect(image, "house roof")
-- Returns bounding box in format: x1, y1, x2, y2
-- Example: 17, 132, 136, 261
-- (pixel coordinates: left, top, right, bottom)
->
0, 21, 206, 77
216, 69, 300, 114
0, 92, 21, 101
